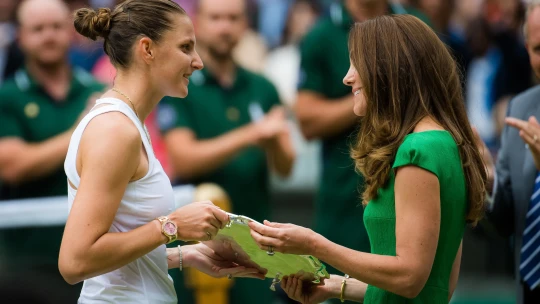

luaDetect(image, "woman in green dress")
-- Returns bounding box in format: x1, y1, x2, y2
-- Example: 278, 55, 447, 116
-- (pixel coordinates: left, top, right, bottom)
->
249, 14, 488, 303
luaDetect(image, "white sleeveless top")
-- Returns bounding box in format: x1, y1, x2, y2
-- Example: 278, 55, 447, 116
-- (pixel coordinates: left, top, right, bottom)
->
64, 98, 177, 303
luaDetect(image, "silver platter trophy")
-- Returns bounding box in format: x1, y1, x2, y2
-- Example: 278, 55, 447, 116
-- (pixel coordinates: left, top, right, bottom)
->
203, 213, 330, 291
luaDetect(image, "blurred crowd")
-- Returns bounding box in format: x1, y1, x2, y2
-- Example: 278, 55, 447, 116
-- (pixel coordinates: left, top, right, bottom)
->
0, 0, 538, 303
1, 0, 535, 165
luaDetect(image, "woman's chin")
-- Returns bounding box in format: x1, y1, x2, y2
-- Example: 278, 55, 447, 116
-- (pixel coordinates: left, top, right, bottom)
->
353, 106, 365, 117
168, 88, 188, 99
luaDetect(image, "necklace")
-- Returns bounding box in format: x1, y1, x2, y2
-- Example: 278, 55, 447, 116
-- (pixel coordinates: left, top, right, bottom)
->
112, 87, 152, 146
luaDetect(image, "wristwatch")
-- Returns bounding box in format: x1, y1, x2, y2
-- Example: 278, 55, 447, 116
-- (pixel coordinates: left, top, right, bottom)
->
156, 216, 178, 244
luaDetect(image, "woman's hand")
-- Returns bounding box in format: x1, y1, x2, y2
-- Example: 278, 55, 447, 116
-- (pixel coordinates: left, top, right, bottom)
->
168, 201, 229, 242
281, 274, 342, 304
248, 220, 321, 255
185, 243, 266, 279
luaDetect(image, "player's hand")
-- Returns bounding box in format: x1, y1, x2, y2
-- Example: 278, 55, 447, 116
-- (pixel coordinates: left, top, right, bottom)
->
168, 201, 229, 242
187, 243, 266, 279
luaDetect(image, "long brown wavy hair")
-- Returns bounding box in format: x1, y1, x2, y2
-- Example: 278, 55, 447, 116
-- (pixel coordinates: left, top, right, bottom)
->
349, 15, 487, 226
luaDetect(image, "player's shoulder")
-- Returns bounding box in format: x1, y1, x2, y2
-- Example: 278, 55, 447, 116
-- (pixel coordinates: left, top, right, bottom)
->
85, 109, 141, 147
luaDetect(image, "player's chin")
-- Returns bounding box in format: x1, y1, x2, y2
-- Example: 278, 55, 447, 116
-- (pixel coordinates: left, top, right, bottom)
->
169, 86, 188, 99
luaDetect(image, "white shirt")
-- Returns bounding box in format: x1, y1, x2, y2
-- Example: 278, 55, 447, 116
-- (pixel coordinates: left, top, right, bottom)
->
64, 98, 177, 303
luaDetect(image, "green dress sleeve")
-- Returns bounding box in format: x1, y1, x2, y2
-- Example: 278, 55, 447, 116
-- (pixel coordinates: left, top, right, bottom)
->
392, 133, 445, 178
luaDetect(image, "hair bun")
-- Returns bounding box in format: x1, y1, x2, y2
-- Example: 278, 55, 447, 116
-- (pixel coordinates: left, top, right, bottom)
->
74, 7, 112, 41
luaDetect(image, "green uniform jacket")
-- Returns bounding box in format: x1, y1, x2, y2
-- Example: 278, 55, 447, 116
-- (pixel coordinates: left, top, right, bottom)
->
0, 67, 105, 200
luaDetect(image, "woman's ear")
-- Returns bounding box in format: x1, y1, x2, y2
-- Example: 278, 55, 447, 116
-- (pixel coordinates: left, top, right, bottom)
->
138, 37, 155, 64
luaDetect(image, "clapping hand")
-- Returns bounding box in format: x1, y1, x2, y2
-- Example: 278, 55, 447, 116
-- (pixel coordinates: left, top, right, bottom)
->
506, 116, 540, 171
254, 106, 289, 145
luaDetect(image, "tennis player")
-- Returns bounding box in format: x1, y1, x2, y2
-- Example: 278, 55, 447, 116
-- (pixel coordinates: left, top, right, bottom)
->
59, 1, 265, 303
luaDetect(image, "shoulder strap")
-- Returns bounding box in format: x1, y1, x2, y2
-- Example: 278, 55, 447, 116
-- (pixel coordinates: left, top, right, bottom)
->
65, 98, 156, 187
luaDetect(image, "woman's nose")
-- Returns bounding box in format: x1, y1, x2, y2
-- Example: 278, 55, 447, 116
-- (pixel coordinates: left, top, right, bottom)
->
343, 71, 354, 86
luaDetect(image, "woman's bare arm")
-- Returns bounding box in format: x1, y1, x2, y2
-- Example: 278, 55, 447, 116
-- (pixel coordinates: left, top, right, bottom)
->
251, 165, 441, 299
449, 240, 463, 301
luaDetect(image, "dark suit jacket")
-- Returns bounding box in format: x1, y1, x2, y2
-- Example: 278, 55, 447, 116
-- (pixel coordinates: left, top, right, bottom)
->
489, 85, 540, 303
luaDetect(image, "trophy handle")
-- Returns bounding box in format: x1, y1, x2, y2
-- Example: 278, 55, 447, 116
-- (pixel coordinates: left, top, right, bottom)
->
270, 272, 282, 291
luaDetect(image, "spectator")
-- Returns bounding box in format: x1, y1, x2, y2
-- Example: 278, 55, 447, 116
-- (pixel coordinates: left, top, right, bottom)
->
0, 0, 104, 300
157, 0, 295, 303
0, 0, 23, 85
256, 0, 290, 49
265, 0, 321, 107
466, 0, 532, 153
232, 27, 269, 73
294, 2, 430, 300
481, 1, 540, 303
264, 0, 321, 196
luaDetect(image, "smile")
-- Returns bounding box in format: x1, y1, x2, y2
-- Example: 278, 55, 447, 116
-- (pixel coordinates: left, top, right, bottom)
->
354, 90, 361, 96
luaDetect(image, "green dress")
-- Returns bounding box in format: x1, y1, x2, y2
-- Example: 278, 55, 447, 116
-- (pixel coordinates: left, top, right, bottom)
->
363, 131, 466, 303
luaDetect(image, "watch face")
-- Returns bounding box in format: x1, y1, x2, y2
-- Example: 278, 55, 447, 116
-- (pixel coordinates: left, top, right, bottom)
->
164, 222, 177, 235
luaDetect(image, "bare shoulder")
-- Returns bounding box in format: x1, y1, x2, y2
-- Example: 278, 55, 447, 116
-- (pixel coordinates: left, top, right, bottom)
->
79, 111, 142, 162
